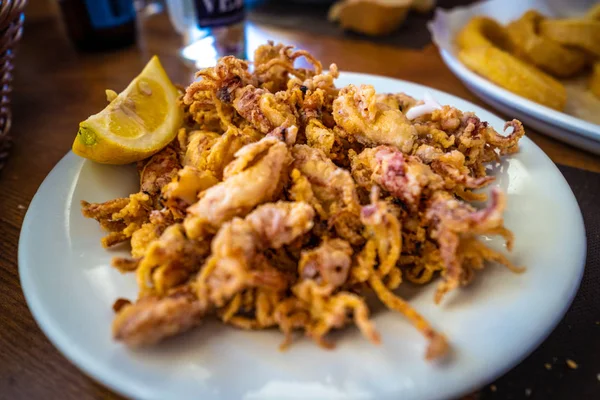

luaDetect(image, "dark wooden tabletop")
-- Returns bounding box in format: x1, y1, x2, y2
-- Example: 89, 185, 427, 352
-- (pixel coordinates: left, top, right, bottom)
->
1, 7, 600, 400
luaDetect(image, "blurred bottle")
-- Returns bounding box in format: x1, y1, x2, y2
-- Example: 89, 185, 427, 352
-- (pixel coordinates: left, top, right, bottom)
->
58, 0, 137, 51
166, 0, 246, 68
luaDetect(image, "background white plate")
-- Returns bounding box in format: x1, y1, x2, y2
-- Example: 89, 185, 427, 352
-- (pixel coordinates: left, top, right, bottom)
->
428, 0, 600, 154
19, 73, 586, 400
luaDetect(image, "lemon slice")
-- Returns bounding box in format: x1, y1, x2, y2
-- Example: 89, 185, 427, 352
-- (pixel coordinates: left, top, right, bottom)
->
72, 56, 183, 164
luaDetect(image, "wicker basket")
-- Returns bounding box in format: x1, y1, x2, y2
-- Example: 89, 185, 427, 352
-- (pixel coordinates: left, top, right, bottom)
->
0, 0, 27, 172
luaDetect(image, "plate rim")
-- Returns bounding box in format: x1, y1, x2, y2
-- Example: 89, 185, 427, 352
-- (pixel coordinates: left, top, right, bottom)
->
18, 72, 587, 400
437, 48, 600, 141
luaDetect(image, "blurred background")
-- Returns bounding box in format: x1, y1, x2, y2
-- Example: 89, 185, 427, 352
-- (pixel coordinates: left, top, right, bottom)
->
27, 0, 479, 53
20, 0, 480, 86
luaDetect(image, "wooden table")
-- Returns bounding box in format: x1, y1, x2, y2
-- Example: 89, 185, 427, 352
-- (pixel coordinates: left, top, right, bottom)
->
1, 11, 598, 400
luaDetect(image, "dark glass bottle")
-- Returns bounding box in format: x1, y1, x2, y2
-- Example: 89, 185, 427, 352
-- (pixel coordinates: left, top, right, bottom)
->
58, 0, 137, 51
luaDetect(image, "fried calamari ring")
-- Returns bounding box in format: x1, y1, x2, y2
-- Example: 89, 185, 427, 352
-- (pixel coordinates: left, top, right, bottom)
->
591, 62, 600, 99
539, 18, 600, 58
508, 11, 587, 77
459, 47, 566, 110
457, 17, 566, 110
456, 16, 516, 53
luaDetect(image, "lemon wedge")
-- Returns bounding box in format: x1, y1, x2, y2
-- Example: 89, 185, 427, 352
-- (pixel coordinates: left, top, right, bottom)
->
72, 56, 182, 164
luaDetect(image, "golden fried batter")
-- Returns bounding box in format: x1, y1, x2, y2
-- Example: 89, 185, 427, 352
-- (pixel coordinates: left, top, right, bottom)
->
112, 286, 206, 347
162, 166, 219, 218
333, 84, 416, 153
291, 145, 360, 217
139, 146, 181, 199
130, 209, 174, 258
181, 130, 220, 168
425, 189, 522, 303
351, 146, 443, 210
305, 119, 336, 157
136, 224, 211, 296
83, 43, 524, 360
196, 201, 315, 307
82, 192, 153, 248
184, 137, 291, 238
299, 239, 353, 288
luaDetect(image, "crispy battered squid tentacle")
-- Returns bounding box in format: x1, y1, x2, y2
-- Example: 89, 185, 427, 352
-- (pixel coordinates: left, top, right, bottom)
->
291, 279, 380, 348
291, 145, 361, 216
162, 166, 219, 218
351, 146, 443, 210
426, 189, 523, 303
136, 224, 210, 296
82, 192, 153, 248
485, 120, 525, 155
81, 42, 525, 359
185, 56, 253, 99
254, 44, 324, 84
333, 84, 417, 153
184, 137, 291, 238
401, 241, 445, 285
139, 146, 182, 203
360, 188, 402, 281
195, 201, 315, 307
112, 286, 206, 347
369, 275, 448, 360
299, 239, 353, 288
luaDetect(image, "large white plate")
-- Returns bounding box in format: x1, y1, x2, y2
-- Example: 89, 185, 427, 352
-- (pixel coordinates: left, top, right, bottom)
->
428, 0, 600, 154
19, 73, 586, 400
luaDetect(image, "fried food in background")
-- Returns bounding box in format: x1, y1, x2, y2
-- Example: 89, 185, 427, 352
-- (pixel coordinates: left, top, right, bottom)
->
329, 0, 411, 36
457, 17, 566, 110
587, 3, 600, 20
590, 63, 600, 99
82, 42, 524, 360
456, 16, 516, 52
507, 11, 587, 77
456, 5, 600, 111
539, 18, 600, 58
328, 0, 436, 36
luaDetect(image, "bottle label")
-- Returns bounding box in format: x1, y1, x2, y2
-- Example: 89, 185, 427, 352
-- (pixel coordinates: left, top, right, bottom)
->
193, 0, 245, 28
83, 0, 136, 29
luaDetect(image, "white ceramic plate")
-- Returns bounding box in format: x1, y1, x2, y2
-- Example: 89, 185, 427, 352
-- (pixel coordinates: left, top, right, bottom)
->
428, 0, 600, 154
19, 73, 586, 400
437, 49, 600, 155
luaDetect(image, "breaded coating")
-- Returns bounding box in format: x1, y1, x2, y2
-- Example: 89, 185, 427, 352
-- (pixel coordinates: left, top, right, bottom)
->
83, 43, 524, 360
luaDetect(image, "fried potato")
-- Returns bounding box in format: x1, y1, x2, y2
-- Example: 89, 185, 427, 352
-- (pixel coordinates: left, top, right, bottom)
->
459, 45, 566, 110
508, 10, 587, 77
457, 16, 566, 110
539, 18, 600, 58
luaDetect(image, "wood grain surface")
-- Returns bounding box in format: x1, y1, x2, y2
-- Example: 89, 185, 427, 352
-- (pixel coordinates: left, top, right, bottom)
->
1, 9, 599, 400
